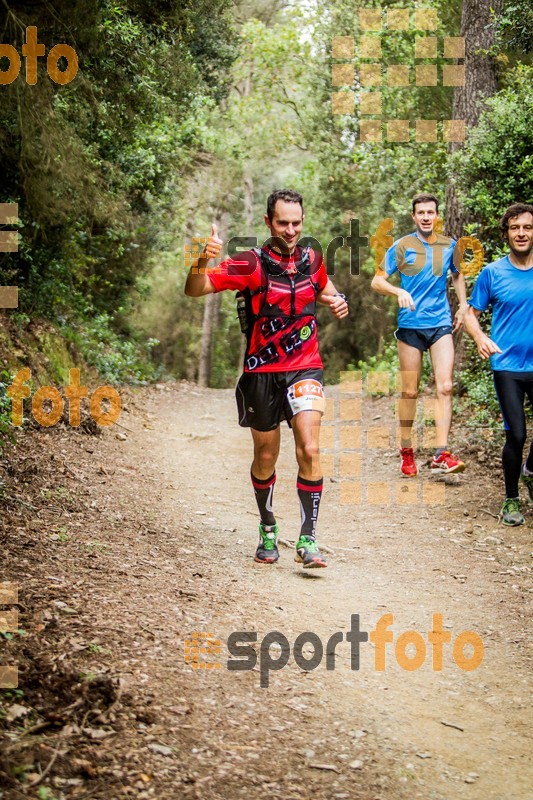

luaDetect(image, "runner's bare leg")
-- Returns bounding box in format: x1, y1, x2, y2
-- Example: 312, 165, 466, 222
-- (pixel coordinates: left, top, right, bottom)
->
291, 409, 322, 480
251, 427, 281, 480
429, 333, 455, 449
397, 341, 423, 448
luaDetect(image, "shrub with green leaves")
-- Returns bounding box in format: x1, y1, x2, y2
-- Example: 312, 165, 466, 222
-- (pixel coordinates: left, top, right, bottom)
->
0, 370, 16, 449
64, 314, 160, 385
450, 65, 533, 258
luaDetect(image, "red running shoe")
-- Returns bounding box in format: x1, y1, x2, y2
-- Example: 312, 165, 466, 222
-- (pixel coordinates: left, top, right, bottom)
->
400, 447, 418, 477
430, 451, 466, 474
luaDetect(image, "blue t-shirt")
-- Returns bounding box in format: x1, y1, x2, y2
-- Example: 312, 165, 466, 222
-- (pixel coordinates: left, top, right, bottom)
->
468, 255, 533, 372
384, 232, 458, 329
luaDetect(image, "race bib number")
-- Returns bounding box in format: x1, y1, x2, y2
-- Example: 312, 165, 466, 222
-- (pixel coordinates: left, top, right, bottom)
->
287, 379, 325, 415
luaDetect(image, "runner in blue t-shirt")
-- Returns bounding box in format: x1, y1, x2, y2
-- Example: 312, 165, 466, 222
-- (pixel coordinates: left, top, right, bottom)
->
371, 194, 468, 477
465, 202, 533, 526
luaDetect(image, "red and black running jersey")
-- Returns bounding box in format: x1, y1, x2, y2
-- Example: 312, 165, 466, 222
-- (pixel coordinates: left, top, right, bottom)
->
208, 245, 329, 372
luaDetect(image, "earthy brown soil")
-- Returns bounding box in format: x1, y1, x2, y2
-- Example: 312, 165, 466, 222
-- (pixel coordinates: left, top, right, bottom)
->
0, 381, 531, 800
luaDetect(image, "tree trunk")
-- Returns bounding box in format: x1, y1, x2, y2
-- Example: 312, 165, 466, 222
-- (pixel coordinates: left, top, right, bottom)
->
243, 174, 255, 238
197, 212, 228, 387
198, 294, 217, 387
445, 0, 502, 370
445, 0, 502, 239
239, 172, 255, 369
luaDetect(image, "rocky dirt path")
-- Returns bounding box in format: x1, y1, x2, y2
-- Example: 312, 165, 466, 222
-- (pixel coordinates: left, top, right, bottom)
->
1, 381, 531, 799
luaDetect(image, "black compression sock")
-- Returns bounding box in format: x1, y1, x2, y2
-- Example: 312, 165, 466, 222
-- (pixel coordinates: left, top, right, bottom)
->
297, 475, 323, 538
251, 471, 276, 526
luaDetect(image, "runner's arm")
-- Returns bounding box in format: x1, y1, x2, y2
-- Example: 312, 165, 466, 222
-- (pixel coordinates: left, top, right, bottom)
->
370, 272, 415, 310
450, 271, 468, 332
184, 224, 221, 297
316, 278, 341, 302
464, 306, 502, 359
317, 279, 349, 319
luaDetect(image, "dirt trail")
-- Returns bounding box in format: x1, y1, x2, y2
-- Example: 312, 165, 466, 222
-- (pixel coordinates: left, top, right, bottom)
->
1, 381, 531, 799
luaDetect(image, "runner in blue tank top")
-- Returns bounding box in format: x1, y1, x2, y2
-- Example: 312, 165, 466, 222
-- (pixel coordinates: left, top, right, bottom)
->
371, 194, 468, 478
465, 203, 533, 526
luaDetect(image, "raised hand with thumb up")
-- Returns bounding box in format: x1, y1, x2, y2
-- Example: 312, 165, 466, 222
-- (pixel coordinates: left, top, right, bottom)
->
203, 222, 223, 261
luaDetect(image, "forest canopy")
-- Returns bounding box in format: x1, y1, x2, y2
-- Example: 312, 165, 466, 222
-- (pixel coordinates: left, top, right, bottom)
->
0, 0, 532, 394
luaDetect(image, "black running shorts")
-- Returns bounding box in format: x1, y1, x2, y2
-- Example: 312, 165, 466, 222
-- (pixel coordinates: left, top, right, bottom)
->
236, 368, 325, 431
394, 325, 452, 352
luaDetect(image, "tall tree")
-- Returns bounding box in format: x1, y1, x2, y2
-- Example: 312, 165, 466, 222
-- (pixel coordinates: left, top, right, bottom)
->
198, 211, 228, 387
445, 0, 503, 239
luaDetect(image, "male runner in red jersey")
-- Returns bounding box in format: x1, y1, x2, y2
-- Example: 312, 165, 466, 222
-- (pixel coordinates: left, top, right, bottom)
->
185, 189, 348, 568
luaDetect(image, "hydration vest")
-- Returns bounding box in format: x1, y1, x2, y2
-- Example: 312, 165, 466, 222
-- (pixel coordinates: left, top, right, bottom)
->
236, 246, 322, 339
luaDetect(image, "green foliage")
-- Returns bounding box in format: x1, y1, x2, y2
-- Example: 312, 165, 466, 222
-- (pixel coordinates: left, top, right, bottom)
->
210, 292, 244, 387
2, 688, 24, 703
351, 340, 433, 395
37, 787, 60, 800
450, 65, 533, 257
64, 314, 160, 384
0, 370, 16, 449
492, 1, 533, 54
458, 343, 502, 425
458, 335, 532, 427
0, 0, 237, 378
271, 0, 461, 375
350, 341, 400, 395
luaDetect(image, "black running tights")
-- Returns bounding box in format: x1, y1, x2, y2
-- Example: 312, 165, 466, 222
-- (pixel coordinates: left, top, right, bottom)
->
493, 371, 533, 498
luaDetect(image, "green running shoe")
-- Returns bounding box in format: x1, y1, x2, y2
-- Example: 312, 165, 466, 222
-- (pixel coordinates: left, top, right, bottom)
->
294, 535, 327, 569
254, 523, 279, 563
521, 464, 533, 503
500, 497, 525, 527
